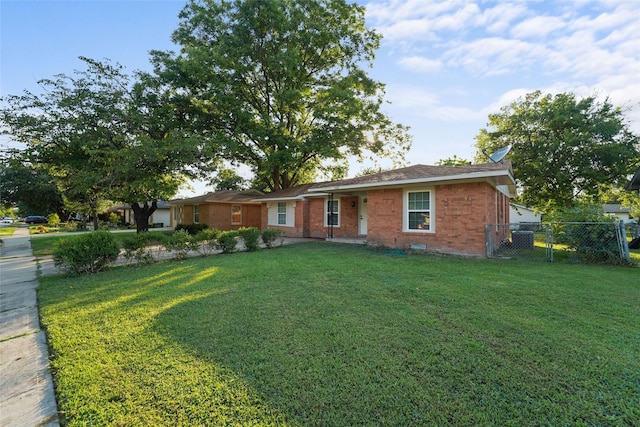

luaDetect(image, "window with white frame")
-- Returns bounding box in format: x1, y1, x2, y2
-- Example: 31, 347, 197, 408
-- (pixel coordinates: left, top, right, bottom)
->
193, 205, 200, 223
267, 202, 294, 226
406, 190, 432, 231
231, 205, 242, 224
325, 198, 339, 227
277, 202, 287, 225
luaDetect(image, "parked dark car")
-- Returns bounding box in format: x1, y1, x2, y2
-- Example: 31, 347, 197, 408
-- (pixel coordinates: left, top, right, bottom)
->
24, 215, 47, 224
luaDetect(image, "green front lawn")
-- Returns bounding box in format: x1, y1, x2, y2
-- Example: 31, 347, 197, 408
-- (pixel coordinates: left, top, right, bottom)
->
0, 227, 18, 236
38, 243, 639, 425
30, 231, 143, 256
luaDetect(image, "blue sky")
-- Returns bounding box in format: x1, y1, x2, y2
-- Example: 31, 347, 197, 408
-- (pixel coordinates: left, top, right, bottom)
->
2, 0, 639, 196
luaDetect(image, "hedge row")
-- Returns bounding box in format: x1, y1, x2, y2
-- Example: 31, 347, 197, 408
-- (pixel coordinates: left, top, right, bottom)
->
53, 227, 283, 275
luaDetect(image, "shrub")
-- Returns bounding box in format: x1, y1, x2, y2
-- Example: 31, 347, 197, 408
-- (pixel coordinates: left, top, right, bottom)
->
47, 213, 61, 227
193, 228, 221, 255
238, 227, 260, 251
53, 231, 120, 274
61, 222, 78, 232
216, 230, 239, 254
145, 231, 173, 259
548, 203, 622, 264
145, 231, 170, 246
261, 228, 283, 249
165, 229, 193, 260
108, 212, 120, 225
175, 223, 209, 235
121, 233, 154, 265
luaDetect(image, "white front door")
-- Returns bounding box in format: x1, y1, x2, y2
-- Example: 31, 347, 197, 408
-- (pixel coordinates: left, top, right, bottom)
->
358, 196, 368, 235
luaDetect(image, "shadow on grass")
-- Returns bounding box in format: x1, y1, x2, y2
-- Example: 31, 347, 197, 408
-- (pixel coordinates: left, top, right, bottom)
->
149, 244, 640, 425
39, 243, 640, 425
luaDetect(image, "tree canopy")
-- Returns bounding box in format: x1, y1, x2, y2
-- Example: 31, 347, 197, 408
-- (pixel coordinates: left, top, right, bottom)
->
151, 0, 411, 191
0, 159, 64, 216
474, 91, 639, 210
0, 57, 209, 231
209, 167, 248, 191
435, 155, 470, 166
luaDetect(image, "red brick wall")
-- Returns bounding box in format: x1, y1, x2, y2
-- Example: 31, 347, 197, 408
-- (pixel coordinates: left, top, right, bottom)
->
243, 205, 262, 229
365, 182, 504, 255
366, 188, 403, 246
206, 203, 261, 230
260, 200, 309, 237
177, 203, 260, 230
181, 205, 194, 225
260, 196, 359, 239
307, 196, 358, 238
256, 182, 507, 255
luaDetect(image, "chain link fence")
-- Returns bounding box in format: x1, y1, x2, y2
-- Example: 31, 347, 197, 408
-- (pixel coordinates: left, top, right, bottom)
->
486, 221, 633, 265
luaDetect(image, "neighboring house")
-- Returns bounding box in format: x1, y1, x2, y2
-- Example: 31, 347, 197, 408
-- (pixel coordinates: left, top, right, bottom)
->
109, 201, 171, 227
509, 204, 542, 224
626, 166, 640, 194
257, 162, 516, 256
602, 204, 635, 224
168, 190, 264, 230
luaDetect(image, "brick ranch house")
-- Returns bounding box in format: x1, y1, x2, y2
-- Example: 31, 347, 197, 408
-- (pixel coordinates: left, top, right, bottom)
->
168, 163, 516, 256
259, 162, 516, 256
168, 190, 263, 230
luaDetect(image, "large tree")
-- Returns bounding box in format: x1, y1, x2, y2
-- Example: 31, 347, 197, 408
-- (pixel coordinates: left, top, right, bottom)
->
209, 167, 248, 191
0, 158, 64, 216
475, 91, 639, 210
151, 0, 411, 191
0, 58, 208, 232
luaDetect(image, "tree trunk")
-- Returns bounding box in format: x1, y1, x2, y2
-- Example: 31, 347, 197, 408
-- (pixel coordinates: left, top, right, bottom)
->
90, 207, 99, 231
130, 201, 158, 233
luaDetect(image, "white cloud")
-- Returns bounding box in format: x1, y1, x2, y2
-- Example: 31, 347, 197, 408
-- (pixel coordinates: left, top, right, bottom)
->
570, 2, 640, 34
361, 0, 640, 139
365, 0, 464, 24
510, 15, 566, 39
365, 0, 481, 42
378, 18, 438, 41
444, 37, 549, 76
483, 88, 534, 116
397, 56, 442, 72
547, 29, 635, 79
480, 3, 529, 34
383, 83, 485, 122
384, 83, 440, 110
430, 3, 481, 31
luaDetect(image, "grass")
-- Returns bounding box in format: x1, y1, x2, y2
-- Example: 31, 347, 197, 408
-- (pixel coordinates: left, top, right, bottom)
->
38, 242, 639, 426
30, 231, 143, 256
0, 227, 18, 236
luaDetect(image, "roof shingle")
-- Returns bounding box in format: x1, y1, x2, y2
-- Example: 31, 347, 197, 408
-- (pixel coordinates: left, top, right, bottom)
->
311, 162, 513, 190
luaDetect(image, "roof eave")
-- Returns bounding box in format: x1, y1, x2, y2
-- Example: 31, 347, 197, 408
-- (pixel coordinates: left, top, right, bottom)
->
253, 192, 331, 202
310, 169, 516, 193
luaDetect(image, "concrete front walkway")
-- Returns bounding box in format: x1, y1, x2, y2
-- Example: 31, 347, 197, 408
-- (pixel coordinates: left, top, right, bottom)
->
0, 227, 59, 427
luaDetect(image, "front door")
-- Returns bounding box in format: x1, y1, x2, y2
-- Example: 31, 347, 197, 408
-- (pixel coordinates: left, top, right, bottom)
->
358, 195, 368, 235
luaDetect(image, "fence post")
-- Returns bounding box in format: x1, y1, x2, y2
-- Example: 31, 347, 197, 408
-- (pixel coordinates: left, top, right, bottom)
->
485, 224, 493, 258
617, 220, 631, 263
545, 223, 554, 262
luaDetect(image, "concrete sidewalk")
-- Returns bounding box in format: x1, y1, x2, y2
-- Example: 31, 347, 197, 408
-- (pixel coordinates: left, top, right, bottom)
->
0, 227, 59, 427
